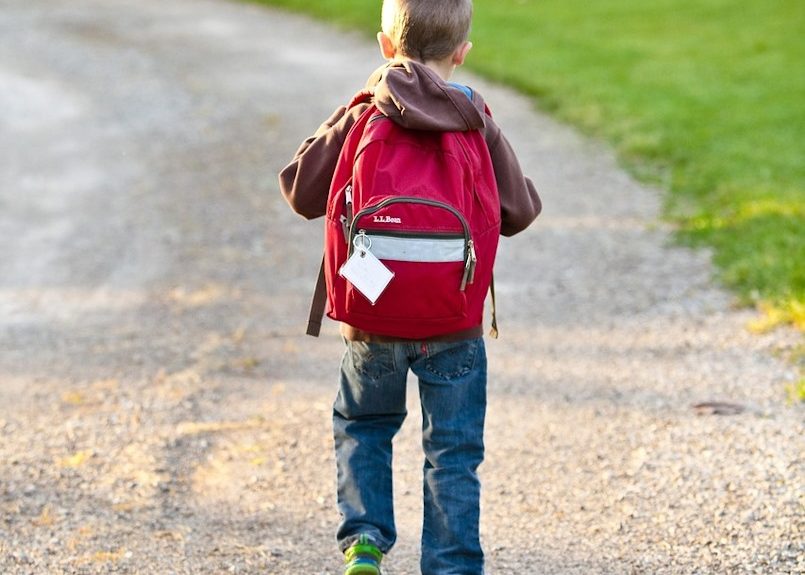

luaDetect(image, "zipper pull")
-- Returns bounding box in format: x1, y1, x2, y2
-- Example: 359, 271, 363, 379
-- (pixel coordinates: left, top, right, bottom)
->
460, 240, 477, 292
344, 184, 354, 240
467, 240, 477, 285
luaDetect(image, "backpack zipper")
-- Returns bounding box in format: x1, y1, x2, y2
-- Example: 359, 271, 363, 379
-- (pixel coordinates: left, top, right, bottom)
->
349, 196, 476, 291
340, 184, 354, 242
362, 229, 464, 240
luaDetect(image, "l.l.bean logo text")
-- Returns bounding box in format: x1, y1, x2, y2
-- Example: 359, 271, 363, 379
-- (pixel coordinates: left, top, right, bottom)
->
373, 215, 402, 224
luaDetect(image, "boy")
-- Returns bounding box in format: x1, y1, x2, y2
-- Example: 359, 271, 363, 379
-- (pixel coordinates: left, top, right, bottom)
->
278, 1, 541, 573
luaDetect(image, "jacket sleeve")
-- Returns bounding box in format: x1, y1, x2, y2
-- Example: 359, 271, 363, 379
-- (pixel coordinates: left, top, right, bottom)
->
278, 104, 366, 220
484, 118, 542, 237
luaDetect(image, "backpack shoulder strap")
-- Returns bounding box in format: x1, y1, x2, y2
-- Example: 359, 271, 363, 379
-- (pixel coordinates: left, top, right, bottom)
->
489, 274, 498, 339
306, 255, 328, 336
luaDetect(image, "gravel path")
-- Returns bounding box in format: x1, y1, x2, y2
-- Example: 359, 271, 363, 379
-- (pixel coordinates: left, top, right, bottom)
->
1, 1, 802, 573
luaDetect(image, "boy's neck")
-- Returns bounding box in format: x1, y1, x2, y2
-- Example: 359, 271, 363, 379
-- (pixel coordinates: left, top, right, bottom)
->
392, 56, 455, 81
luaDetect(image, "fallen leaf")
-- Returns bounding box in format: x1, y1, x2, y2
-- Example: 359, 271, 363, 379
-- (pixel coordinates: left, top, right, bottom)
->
59, 450, 93, 468
32, 505, 56, 527
692, 401, 746, 416
90, 548, 126, 563
61, 391, 86, 405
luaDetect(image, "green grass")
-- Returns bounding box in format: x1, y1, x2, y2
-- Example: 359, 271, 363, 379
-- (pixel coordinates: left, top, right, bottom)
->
788, 378, 805, 403
255, 0, 805, 329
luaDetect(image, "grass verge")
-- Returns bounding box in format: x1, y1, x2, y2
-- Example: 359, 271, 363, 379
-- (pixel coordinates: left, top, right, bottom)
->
253, 0, 804, 332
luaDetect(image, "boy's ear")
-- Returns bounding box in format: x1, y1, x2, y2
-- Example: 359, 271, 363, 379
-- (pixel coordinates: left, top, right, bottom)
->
377, 32, 396, 60
451, 41, 473, 66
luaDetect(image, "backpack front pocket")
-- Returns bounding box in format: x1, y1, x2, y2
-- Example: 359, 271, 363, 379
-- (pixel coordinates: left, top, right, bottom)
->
340, 196, 476, 330
344, 230, 469, 321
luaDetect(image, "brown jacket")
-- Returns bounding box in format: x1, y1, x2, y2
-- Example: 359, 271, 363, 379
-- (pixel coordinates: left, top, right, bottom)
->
279, 61, 542, 341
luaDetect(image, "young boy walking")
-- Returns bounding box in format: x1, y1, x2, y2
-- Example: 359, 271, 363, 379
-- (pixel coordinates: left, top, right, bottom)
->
279, 1, 541, 573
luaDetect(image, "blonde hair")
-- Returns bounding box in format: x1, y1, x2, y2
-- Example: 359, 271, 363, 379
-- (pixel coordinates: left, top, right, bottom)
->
381, 0, 473, 62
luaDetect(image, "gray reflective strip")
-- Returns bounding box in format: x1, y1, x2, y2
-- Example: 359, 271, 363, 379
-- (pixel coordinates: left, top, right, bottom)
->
367, 235, 464, 262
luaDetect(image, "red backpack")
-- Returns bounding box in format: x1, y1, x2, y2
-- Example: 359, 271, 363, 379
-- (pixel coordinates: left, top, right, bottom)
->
307, 91, 501, 339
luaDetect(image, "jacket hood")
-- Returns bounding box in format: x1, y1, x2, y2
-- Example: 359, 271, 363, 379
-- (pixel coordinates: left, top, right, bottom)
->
366, 61, 486, 132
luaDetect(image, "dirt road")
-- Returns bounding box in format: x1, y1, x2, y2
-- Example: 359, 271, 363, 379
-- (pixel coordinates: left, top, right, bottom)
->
1, 1, 801, 573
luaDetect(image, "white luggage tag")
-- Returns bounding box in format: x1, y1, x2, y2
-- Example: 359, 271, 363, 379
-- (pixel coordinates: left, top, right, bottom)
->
339, 232, 394, 305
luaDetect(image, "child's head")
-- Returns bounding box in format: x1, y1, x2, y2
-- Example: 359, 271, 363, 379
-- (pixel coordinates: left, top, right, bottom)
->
379, 0, 473, 64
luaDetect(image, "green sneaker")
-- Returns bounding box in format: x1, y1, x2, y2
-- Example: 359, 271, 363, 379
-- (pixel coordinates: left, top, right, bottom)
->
343, 534, 382, 575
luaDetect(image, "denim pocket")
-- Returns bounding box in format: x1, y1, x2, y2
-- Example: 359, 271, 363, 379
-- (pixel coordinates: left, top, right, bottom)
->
423, 339, 480, 380
348, 341, 397, 380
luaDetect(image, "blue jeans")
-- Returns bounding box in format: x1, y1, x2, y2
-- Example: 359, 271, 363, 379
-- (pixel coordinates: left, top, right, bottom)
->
334, 337, 487, 575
